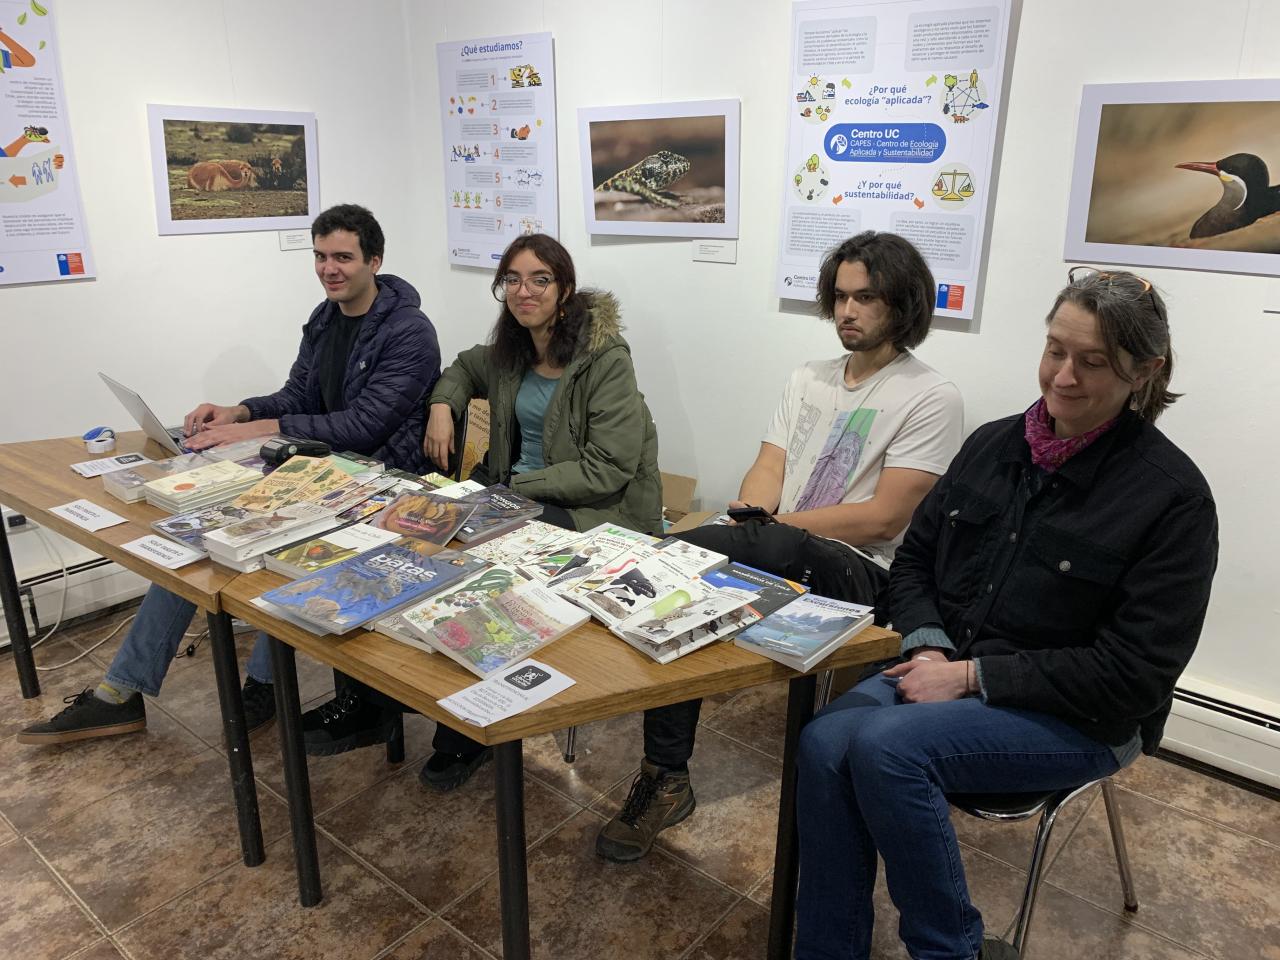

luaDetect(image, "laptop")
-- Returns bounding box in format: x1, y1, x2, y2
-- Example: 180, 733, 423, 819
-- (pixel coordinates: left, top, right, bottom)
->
98, 373, 188, 455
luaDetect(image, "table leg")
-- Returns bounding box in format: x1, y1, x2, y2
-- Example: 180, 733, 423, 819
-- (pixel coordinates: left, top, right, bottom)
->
767, 672, 818, 959
494, 739, 531, 960
206, 611, 265, 867
386, 712, 405, 764
268, 635, 321, 906
0, 519, 39, 698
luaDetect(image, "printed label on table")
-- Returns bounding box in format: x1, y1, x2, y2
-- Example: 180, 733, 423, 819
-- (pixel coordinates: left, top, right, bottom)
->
121, 535, 206, 569
70, 453, 151, 478
49, 499, 128, 532
437, 659, 574, 727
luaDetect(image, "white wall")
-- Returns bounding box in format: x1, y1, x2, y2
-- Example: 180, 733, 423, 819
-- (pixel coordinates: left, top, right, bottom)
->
3, 0, 1276, 709
0, 0, 423, 442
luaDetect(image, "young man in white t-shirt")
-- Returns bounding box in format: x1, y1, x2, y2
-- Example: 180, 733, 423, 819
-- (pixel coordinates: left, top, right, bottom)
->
596, 230, 964, 864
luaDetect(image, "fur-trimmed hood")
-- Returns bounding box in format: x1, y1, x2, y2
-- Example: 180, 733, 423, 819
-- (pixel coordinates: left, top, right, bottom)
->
579, 288, 623, 353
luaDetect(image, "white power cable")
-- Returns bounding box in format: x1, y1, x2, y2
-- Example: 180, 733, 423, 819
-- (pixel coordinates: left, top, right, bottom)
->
27, 527, 68, 651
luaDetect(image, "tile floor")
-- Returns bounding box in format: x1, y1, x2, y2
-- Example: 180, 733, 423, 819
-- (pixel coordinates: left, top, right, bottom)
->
2, 604, 1277, 960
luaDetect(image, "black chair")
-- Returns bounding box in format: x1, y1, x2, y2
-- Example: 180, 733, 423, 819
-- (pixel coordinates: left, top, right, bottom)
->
949, 778, 1137, 954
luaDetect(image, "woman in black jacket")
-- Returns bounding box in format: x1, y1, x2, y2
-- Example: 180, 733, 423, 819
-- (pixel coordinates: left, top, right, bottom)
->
793, 268, 1218, 960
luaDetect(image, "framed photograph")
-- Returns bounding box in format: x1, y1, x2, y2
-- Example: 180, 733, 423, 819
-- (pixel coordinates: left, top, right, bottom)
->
146, 104, 320, 236
1065, 79, 1280, 276
578, 99, 740, 238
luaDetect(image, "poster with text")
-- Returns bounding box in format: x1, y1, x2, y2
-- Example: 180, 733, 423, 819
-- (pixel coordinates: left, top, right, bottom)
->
776, 0, 1011, 321
437, 32, 558, 268
0, 0, 94, 286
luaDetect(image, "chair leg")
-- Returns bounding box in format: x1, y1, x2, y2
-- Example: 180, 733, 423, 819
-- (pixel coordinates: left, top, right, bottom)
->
1010, 798, 1066, 955
562, 725, 577, 764
1101, 779, 1138, 912
814, 669, 835, 710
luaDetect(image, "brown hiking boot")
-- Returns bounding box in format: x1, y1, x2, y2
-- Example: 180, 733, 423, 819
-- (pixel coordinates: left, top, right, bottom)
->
595, 759, 695, 863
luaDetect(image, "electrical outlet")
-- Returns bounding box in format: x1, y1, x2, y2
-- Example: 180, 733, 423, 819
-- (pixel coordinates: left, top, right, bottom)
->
2, 506, 35, 532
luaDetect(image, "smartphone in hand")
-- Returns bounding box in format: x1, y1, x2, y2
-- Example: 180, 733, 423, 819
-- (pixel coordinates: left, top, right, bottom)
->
727, 505, 776, 524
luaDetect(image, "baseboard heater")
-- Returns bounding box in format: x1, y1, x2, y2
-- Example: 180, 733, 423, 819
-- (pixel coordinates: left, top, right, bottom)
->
1164, 683, 1280, 791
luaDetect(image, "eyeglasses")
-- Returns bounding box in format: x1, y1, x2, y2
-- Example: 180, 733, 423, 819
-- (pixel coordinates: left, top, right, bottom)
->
1068, 265, 1161, 316
494, 274, 554, 302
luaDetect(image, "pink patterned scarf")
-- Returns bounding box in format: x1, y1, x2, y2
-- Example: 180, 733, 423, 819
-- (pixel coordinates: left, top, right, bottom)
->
1024, 398, 1118, 473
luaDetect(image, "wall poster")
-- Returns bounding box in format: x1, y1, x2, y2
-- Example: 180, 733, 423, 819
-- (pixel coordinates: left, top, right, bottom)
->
436, 32, 558, 268
1065, 79, 1280, 277
0, 0, 94, 285
776, 0, 1012, 321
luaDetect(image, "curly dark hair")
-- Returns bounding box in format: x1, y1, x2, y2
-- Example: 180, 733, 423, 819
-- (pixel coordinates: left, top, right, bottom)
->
815, 231, 936, 350
310, 204, 384, 262
489, 234, 590, 371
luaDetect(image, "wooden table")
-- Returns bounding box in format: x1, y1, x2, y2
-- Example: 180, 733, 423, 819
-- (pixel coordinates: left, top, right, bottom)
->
0, 433, 267, 867
222, 569, 900, 959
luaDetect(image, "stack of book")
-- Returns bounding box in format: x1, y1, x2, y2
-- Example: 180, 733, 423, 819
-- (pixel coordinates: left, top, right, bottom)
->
400, 578, 588, 678
450, 485, 544, 543
103, 452, 219, 503
574, 539, 727, 626
152, 502, 259, 552
610, 576, 761, 663
202, 502, 340, 571
733, 593, 874, 671
265, 522, 401, 578
254, 542, 487, 635
365, 491, 477, 547
142, 460, 263, 512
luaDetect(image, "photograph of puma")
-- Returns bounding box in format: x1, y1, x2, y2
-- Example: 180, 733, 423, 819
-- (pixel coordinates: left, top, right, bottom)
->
146, 104, 320, 236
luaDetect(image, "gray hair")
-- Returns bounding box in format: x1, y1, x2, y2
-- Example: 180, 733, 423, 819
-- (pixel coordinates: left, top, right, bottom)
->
1049, 270, 1180, 420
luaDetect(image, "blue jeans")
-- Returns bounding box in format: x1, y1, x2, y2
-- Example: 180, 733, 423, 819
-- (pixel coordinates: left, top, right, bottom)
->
795, 673, 1122, 960
105, 585, 272, 696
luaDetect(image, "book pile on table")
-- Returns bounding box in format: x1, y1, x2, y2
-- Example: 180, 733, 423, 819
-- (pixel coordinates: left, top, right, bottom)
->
202, 502, 341, 572
103, 452, 220, 503
147, 453, 402, 569
142, 460, 263, 512
254, 542, 488, 636
101, 438, 275, 503
247, 487, 874, 675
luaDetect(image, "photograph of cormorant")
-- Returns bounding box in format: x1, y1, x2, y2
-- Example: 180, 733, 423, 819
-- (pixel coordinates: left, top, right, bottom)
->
1084, 100, 1280, 254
